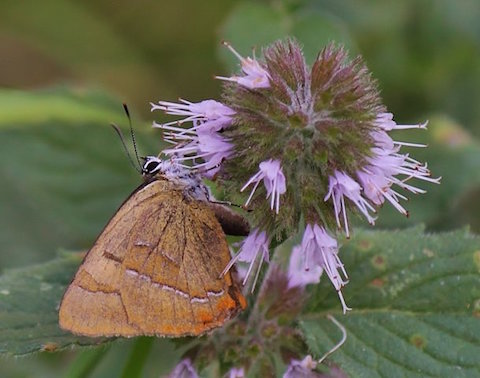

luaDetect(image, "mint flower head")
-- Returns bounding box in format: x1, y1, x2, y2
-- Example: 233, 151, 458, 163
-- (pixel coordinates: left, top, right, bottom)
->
151, 39, 439, 311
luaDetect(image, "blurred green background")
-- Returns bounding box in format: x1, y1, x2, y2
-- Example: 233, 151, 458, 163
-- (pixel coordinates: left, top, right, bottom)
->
0, 0, 479, 376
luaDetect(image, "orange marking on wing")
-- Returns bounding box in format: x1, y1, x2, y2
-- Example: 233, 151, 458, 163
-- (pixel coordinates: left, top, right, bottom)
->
216, 295, 236, 312
197, 308, 214, 324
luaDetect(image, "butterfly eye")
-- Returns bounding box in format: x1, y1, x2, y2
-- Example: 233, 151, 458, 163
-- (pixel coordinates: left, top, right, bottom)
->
142, 156, 163, 174
143, 160, 161, 174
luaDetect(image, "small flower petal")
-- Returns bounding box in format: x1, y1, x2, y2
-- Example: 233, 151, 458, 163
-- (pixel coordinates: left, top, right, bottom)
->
287, 245, 322, 288
152, 99, 234, 132
241, 159, 286, 213
376, 112, 428, 131
216, 41, 270, 89
222, 228, 270, 291
324, 170, 376, 237
295, 224, 351, 314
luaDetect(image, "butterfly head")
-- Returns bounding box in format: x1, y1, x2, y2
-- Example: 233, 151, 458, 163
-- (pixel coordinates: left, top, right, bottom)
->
141, 156, 211, 201
141, 156, 191, 182
141, 156, 164, 176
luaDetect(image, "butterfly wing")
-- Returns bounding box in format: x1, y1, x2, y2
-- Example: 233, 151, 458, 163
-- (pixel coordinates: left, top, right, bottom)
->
59, 178, 246, 337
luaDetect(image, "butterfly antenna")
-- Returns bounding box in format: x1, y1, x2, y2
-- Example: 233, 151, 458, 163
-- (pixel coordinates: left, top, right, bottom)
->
111, 123, 141, 173
122, 103, 143, 170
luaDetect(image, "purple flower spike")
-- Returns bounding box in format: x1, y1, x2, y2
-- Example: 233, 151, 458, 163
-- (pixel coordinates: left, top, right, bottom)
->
151, 98, 236, 177
222, 228, 270, 291
151, 99, 234, 132
241, 159, 286, 214
296, 224, 351, 314
324, 170, 376, 237
216, 41, 270, 89
355, 113, 440, 216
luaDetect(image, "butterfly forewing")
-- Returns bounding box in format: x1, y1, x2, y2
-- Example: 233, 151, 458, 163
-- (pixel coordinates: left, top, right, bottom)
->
59, 179, 246, 337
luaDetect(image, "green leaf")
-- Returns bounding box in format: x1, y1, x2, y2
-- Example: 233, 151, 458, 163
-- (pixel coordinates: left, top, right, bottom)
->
0, 87, 124, 127
0, 251, 109, 356
300, 227, 480, 377
0, 88, 162, 269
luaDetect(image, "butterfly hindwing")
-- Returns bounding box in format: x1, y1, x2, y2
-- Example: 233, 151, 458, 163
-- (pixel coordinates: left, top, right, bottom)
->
59, 179, 246, 337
